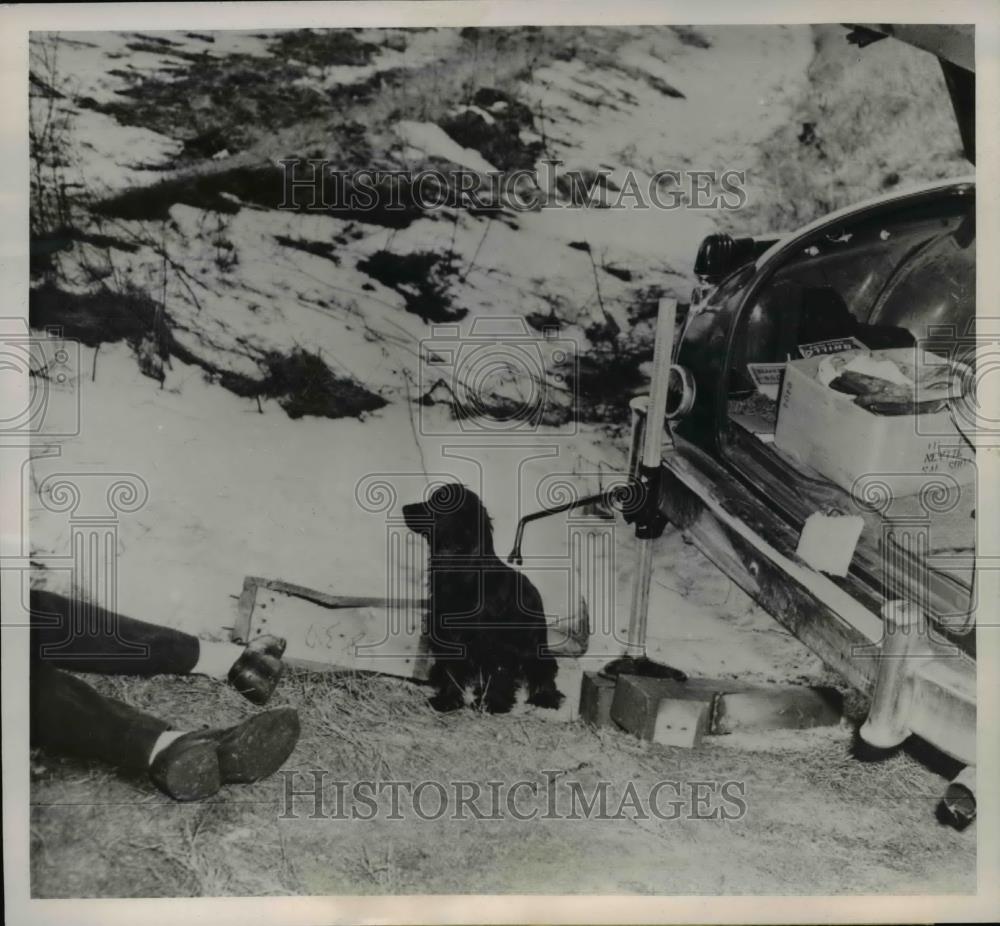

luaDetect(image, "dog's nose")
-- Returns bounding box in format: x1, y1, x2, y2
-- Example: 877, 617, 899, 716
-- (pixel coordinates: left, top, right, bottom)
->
402, 502, 429, 531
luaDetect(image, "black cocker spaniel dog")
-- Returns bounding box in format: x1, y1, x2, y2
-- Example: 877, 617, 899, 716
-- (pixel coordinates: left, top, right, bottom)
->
403, 483, 563, 714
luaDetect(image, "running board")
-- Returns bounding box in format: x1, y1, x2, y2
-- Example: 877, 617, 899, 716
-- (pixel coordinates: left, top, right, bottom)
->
659, 449, 976, 766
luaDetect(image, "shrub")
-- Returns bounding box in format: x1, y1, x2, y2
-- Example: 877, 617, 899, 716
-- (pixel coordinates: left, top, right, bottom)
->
438, 87, 544, 170
222, 348, 387, 419
357, 249, 465, 323
29, 281, 160, 347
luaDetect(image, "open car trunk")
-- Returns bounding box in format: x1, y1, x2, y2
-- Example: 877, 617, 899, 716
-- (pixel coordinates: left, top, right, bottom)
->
652, 23, 978, 784
719, 182, 976, 651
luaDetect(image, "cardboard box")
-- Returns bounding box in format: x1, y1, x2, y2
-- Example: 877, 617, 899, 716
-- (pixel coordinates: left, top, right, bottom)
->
774, 349, 974, 497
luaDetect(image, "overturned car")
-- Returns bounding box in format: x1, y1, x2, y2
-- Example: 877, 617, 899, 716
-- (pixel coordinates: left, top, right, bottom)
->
651, 25, 977, 823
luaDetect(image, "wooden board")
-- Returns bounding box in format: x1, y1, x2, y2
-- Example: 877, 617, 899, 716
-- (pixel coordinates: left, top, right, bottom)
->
232, 576, 433, 680
232, 570, 598, 680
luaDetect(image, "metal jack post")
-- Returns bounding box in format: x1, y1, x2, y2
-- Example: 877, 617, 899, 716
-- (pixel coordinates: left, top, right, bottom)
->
859, 600, 931, 749
505, 298, 687, 680
506, 301, 679, 567
601, 297, 687, 682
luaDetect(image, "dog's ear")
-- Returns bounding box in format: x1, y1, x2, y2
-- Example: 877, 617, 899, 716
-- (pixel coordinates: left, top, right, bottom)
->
463, 491, 495, 553
417, 483, 498, 557
475, 497, 494, 540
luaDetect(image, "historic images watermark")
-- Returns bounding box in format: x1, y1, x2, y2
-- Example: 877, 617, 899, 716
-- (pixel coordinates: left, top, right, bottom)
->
0, 318, 80, 442
915, 322, 1000, 448
0, 317, 153, 654
278, 770, 749, 822
278, 158, 748, 213
418, 317, 578, 436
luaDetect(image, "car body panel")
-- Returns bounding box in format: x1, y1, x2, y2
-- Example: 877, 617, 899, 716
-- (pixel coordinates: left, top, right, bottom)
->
661, 178, 977, 723
638, 20, 977, 781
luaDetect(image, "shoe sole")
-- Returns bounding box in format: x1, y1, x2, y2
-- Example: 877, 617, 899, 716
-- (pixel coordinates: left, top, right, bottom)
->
230, 653, 285, 705
216, 707, 300, 783
155, 742, 222, 802
249, 633, 287, 659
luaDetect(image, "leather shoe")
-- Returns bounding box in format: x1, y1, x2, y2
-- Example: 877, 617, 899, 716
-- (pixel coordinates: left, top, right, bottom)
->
150, 707, 300, 801
228, 634, 287, 705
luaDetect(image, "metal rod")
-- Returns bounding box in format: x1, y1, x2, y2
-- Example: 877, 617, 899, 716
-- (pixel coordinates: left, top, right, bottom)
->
625, 297, 678, 654
627, 395, 647, 479
628, 537, 654, 650
859, 600, 928, 748
508, 490, 622, 565
643, 298, 677, 467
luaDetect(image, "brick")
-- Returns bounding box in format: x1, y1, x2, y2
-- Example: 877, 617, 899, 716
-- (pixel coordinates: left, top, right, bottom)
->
715, 686, 843, 733
579, 672, 617, 728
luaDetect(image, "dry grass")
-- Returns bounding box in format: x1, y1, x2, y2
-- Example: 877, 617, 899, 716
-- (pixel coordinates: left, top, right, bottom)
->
83, 27, 580, 176
727, 25, 971, 235
31, 666, 974, 897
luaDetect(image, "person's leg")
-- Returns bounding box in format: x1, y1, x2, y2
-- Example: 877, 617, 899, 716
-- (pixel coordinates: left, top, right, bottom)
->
30, 588, 200, 675
30, 661, 301, 800
30, 589, 287, 703
30, 660, 168, 769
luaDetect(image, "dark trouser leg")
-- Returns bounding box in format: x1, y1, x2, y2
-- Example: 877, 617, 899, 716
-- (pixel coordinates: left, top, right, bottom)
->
30, 588, 200, 676
30, 660, 169, 770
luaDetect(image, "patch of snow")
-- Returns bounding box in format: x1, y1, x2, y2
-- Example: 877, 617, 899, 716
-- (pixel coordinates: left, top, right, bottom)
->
394, 120, 498, 174
58, 104, 182, 193
453, 104, 496, 125
31, 343, 816, 690
29, 344, 615, 637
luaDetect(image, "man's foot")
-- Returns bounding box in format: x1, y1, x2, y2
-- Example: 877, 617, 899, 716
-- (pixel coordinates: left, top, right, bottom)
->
149, 707, 300, 801
228, 634, 287, 705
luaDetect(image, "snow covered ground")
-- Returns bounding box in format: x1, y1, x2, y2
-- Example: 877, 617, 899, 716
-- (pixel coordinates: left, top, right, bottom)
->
29, 25, 825, 690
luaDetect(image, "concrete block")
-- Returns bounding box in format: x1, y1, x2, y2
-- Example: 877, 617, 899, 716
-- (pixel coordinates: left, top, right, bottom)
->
610, 674, 715, 747
611, 675, 675, 739
715, 686, 843, 733
608, 675, 840, 742
579, 672, 617, 728
652, 697, 712, 749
